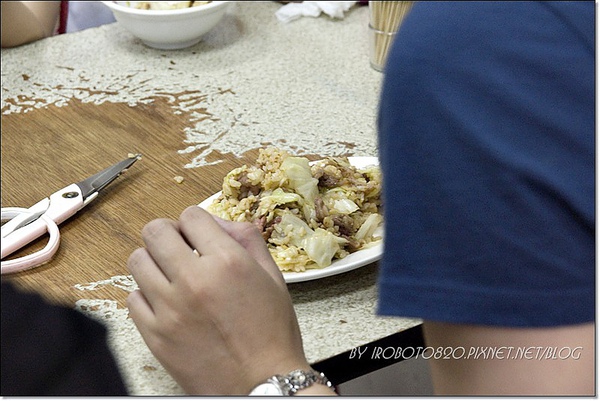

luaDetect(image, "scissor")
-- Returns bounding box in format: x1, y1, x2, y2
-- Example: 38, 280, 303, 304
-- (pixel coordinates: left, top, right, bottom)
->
1, 154, 142, 275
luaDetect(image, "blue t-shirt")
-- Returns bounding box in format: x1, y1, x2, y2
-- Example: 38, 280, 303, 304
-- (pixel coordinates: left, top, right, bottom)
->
376, 2, 594, 327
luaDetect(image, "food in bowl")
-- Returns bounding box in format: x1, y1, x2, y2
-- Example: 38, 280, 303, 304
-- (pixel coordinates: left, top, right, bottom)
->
102, 1, 229, 50
126, 1, 211, 10
206, 147, 383, 272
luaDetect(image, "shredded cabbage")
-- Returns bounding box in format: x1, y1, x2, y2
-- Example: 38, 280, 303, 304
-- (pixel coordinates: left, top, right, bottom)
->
272, 211, 346, 268
261, 188, 301, 206
281, 157, 318, 204
303, 228, 346, 268
332, 198, 360, 214
355, 213, 383, 240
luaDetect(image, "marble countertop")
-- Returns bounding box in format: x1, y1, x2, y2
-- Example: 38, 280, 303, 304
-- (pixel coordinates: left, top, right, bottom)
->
1, 2, 421, 395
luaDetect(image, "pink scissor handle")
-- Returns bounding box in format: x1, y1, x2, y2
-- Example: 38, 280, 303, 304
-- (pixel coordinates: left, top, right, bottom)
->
1, 183, 85, 274
0, 208, 60, 274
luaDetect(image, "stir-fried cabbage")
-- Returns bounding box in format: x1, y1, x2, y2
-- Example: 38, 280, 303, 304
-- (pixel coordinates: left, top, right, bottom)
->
271, 211, 347, 268
261, 188, 302, 206
206, 147, 382, 272
355, 213, 383, 241
281, 157, 318, 204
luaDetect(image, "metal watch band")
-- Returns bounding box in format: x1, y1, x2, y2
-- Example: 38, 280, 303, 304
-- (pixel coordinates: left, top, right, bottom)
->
253, 368, 334, 395
274, 369, 333, 395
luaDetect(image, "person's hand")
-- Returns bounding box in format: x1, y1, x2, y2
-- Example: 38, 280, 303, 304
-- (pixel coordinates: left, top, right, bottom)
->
127, 206, 310, 395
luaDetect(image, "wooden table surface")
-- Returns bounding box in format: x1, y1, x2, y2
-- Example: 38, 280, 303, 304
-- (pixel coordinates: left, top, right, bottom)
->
1, 97, 278, 307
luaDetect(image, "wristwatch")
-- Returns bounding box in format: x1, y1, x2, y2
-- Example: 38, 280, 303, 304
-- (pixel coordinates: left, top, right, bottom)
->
249, 369, 334, 396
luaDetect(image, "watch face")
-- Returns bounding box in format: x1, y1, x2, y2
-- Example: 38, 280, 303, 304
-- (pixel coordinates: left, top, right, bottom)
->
249, 383, 285, 396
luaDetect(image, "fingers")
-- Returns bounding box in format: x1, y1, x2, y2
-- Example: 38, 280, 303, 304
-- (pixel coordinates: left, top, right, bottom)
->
180, 206, 285, 286
211, 213, 286, 287
127, 247, 169, 308
138, 218, 198, 282
127, 250, 161, 330
177, 206, 243, 257
126, 289, 167, 360
127, 218, 198, 317
128, 206, 285, 309
211, 215, 268, 263
126, 289, 154, 324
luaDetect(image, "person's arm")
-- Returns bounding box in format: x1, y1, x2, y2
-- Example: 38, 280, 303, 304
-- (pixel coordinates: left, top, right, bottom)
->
422, 321, 595, 395
1, 1, 61, 48
1, 282, 128, 395
127, 206, 336, 395
376, 2, 594, 395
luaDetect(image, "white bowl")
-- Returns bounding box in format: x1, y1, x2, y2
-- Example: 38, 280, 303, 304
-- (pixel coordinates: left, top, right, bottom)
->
102, 1, 229, 50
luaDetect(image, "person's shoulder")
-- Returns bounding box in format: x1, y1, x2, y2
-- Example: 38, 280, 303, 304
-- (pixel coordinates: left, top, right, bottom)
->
541, 2, 594, 49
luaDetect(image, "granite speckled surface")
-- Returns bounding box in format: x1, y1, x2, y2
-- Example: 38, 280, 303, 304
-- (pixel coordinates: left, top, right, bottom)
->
1, 2, 421, 395
2, 2, 383, 167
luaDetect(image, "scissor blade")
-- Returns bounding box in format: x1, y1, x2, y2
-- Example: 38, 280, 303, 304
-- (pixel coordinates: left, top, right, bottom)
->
76, 154, 142, 200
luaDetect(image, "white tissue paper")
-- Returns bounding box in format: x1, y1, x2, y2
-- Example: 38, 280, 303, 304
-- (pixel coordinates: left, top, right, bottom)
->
275, 1, 358, 23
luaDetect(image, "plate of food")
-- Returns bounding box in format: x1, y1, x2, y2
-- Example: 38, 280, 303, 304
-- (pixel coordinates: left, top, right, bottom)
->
198, 147, 383, 283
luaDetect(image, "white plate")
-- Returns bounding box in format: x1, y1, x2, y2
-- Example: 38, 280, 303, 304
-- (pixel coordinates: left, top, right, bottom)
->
198, 157, 383, 283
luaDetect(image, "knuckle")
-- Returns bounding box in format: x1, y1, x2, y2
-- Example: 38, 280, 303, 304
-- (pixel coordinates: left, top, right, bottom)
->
127, 248, 147, 271
125, 291, 145, 317
180, 205, 202, 223
160, 310, 186, 334
141, 218, 175, 241
216, 250, 243, 269
214, 251, 254, 279
181, 205, 198, 216
181, 277, 211, 301
237, 221, 262, 237
125, 291, 137, 309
